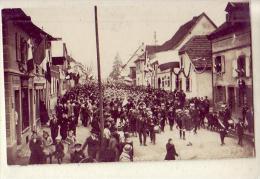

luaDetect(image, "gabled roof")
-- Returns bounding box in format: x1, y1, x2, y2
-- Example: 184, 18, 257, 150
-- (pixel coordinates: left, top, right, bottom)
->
225, 2, 249, 12
146, 45, 159, 56
179, 35, 212, 69
134, 52, 146, 63
208, 21, 250, 40
158, 61, 179, 71
147, 12, 216, 55
2, 8, 58, 41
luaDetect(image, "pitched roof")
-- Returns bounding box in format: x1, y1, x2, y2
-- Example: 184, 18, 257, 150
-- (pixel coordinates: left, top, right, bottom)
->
134, 52, 146, 63
147, 12, 216, 55
158, 61, 179, 71
208, 21, 250, 40
179, 35, 212, 68
225, 2, 249, 12
2, 8, 58, 41
146, 45, 159, 56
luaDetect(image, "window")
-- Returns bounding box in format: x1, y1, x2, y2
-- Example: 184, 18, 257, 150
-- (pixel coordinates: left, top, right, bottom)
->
237, 55, 246, 77
179, 78, 182, 90
233, 55, 251, 78
214, 56, 225, 73
180, 57, 184, 69
215, 86, 226, 103
186, 77, 192, 92
20, 37, 28, 63
168, 76, 170, 87
21, 88, 29, 130
15, 33, 18, 60
162, 77, 164, 88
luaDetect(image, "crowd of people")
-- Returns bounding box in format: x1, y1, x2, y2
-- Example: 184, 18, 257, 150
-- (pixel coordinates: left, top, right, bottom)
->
28, 81, 254, 164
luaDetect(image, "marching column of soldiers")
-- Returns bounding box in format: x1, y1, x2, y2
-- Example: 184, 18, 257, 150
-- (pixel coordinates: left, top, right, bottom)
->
28, 82, 253, 164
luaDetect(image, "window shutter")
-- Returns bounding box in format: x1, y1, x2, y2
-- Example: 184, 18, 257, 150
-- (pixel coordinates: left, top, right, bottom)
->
232, 59, 238, 77
221, 55, 225, 73
213, 57, 216, 73
245, 56, 251, 77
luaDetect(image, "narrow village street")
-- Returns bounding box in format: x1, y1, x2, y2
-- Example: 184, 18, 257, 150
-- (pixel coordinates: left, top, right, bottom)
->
2, 1, 255, 169
15, 122, 254, 165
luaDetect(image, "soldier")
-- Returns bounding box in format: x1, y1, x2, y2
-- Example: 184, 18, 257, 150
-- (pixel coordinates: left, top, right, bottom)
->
218, 119, 227, 146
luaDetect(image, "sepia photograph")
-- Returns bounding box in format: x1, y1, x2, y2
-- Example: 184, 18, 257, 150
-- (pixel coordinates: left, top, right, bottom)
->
1, 0, 256, 167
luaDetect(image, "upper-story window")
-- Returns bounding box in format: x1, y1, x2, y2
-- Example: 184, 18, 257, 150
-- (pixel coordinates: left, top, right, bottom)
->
233, 55, 251, 78
237, 55, 246, 77
214, 55, 225, 74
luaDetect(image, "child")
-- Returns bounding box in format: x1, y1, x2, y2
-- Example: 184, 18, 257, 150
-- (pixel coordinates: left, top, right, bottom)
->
42, 130, 55, 164
65, 130, 77, 162
55, 136, 65, 164
71, 143, 85, 163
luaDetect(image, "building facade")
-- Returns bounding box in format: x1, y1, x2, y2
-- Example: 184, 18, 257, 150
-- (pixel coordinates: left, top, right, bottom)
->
143, 12, 217, 91
178, 35, 213, 100
209, 2, 252, 117
2, 9, 58, 164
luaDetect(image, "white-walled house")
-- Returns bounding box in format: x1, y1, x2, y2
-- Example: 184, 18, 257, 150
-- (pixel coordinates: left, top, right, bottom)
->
146, 12, 217, 91
178, 35, 212, 100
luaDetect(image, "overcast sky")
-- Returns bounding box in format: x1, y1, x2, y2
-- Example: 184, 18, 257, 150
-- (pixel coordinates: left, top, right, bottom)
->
20, 0, 248, 78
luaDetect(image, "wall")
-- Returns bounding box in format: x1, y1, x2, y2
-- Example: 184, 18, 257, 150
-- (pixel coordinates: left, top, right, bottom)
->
179, 53, 213, 100
150, 14, 216, 91
212, 30, 252, 117
212, 32, 252, 87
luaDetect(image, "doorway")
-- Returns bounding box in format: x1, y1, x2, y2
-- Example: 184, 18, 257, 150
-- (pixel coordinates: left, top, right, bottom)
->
21, 88, 29, 131
158, 78, 161, 89
29, 89, 33, 129
228, 87, 235, 112
14, 90, 21, 145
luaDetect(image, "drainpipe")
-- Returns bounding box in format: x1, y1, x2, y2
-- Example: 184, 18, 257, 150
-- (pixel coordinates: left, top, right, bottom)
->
170, 67, 173, 91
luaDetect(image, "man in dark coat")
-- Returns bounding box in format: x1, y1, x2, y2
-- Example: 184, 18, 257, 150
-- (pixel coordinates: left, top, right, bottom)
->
29, 132, 46, 164
168, 107, 175, 131
50, 115, 59, 144
236, 118, 244, 146
82, 129, 100, 160
165, 138, 179, 160
189, 104, 199, 134
136, 112, 147, 146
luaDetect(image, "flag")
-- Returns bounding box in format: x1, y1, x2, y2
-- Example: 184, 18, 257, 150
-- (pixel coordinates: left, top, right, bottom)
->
27, 59, 34, 72
45, 62, 51, 82
33, 35, 46, 65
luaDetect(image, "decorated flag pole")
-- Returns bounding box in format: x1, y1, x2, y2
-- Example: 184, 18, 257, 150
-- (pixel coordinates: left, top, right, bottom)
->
94, 6, 104, 147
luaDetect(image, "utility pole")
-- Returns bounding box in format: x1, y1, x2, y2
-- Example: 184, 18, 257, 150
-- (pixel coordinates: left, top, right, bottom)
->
94, 6, 104, 146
